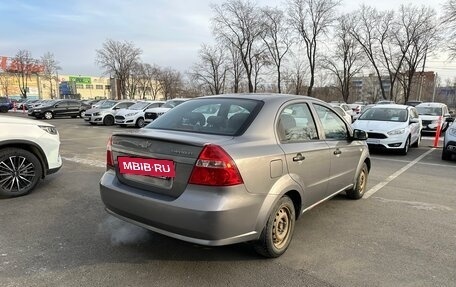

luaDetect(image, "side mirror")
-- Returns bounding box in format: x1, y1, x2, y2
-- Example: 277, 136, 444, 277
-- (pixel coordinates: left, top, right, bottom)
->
446, 117, 455, 123
352, 129, 368, 140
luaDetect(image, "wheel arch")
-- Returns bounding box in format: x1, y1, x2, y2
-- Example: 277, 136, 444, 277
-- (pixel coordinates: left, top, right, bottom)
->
0, 140, 48, 178
254, 176, 304, 235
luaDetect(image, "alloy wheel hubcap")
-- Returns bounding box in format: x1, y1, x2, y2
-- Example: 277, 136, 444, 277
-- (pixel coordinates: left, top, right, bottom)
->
0, 156, 35, 192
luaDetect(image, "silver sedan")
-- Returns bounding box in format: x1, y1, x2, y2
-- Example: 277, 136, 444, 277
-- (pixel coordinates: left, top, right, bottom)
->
100, 94, 371, 257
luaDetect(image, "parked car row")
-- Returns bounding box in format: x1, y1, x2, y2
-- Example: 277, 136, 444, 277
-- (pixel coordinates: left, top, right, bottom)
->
350, 101, 455, 160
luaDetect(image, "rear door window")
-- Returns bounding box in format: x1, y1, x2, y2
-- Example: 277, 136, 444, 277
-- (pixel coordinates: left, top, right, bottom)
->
277, 103, 319, 142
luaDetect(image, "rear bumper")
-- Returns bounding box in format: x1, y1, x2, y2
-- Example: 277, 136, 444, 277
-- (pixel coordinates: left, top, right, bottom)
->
99, 170, 268, 246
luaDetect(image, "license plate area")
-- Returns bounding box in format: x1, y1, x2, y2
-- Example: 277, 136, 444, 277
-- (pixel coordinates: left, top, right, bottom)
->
367, 139, 380, 144
118, 156, 176, 178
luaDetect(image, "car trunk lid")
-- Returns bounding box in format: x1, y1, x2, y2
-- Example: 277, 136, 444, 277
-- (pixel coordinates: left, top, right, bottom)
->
111, 130, 232, 199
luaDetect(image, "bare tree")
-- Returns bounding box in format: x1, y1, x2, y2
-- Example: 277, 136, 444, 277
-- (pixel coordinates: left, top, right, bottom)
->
288, 0, 340, 97
126, 61, 143, 99
189, 44, 227, 95
394, 5, 439, 103
442, 0, 456, 58
349, 6, 390, 100
95, 39, 142, 99
211, 0, 264, 93
261, 6, 294, 93
0, 72, 12, 97
226, 43, 245, 93
158, 67, 183, 100
322, 14, 365, 103
148, 65, 163, 100
9, 50, 38, 98
284, 53, 308, 95
41, 52, 61, 99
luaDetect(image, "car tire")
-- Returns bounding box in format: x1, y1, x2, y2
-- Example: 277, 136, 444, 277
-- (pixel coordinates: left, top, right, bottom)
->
400, 136, 410, 155
0, 148, 42, 197
346, 162, 369, 199
79, 110, 86, 118
136, 117, 145, 128
442, 148, 452, 161
103, 115, 114, 126
0, 106, 7, 113
254, 196, 295, 258
44, 111, 53, 120
411, 134, 421, 148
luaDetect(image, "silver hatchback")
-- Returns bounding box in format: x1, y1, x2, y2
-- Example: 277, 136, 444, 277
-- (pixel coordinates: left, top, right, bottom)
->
100, 94, 370, 257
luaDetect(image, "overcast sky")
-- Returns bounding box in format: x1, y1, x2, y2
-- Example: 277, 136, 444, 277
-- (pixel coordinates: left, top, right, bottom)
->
1, 0, 454, 82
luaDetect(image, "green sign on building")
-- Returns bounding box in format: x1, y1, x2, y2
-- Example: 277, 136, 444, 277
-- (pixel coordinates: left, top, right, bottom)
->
69, 76, 92, 84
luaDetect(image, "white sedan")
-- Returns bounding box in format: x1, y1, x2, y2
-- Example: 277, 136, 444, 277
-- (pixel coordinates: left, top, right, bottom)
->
352, 104, 422, 155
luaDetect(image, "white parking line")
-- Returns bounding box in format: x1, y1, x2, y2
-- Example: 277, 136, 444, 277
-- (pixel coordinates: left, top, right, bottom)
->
87, 146, 106, 150
60, 137, 108, 141
364, 148, 436, 199
371, 156, 456, 168
62, 156, 105, 168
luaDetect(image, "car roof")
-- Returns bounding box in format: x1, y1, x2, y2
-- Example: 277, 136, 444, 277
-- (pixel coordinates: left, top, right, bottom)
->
370, 104, 409, 109
416, 102, 446, 107
199, 93, 326, 104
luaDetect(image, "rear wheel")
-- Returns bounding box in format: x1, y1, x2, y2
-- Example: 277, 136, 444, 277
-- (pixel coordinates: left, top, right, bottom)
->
136, 117, 145, 128
103, 115, 114, 126
0, 106, 7, 113
0, 148, 42, 197
254, 196, 295, 258
79, 110, 86, 118
44, 111, 53, 120
346, 163, 368, 199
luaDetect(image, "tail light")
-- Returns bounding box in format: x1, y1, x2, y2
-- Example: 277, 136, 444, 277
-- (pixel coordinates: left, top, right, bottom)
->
189, 144, 243, 186
106, 136, 114, 169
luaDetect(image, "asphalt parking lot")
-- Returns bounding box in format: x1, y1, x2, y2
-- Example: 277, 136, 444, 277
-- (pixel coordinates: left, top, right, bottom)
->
1, 112, 456, 287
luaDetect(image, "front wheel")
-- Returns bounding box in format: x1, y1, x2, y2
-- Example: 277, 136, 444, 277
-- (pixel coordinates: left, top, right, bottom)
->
0, 148, 42, 197
346, 162, 369, 199
103, 115, 114, 126
44, 111, 53, 120
254, 196, 295, 258
411, 134, 421, 148
400, 137, 410, 155
79, 110, 86, 118
136, 117, 145, 128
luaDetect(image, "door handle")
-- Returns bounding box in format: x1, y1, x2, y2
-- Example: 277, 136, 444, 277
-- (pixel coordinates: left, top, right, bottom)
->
333, 149, 341, 155
293, 153, 305, 161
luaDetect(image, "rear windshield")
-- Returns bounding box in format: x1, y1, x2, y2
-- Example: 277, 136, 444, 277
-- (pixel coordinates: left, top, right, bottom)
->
416, 106, 442, 116
145, 98, 262, 136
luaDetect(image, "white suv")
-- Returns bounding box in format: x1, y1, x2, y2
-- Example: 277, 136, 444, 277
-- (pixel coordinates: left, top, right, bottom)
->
143, 98, 191, 125
415, 102, 451, 135
0, 115, 62, 197
114, 101, 164, 128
